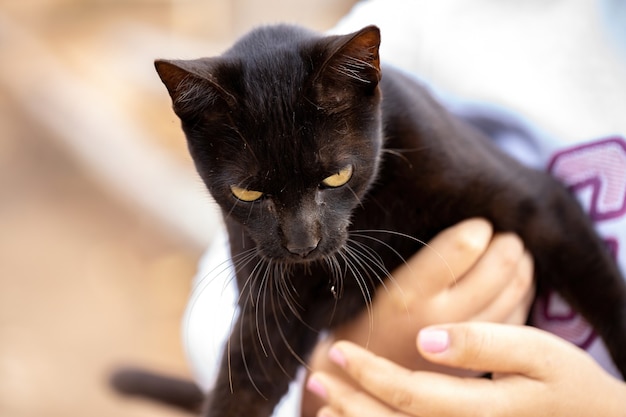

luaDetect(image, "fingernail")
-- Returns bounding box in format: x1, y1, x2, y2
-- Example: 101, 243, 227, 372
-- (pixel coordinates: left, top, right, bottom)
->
328, 346, 347, 368
418, 329, 449, 353
306, 375, 327, 399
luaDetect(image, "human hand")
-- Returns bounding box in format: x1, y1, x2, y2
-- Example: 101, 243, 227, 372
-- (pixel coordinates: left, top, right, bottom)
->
308, 322, 626, 417
302, 218, 535, 416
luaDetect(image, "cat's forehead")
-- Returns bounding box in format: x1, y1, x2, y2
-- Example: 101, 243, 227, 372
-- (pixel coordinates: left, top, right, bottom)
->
222, 92, 372, 186
239, 134, 349, 173
225, 129, 355, 187
235, 57, 308, 116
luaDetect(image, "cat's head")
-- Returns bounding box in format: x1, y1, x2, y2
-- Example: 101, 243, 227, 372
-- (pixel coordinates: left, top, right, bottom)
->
155, 25, 383, 263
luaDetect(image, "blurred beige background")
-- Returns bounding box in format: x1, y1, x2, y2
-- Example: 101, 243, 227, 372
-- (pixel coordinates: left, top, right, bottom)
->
0, 1, 356, 416
2, 1, 625, 416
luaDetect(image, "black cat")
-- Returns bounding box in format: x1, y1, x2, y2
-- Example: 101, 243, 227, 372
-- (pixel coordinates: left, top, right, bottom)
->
114, 24, 626, 417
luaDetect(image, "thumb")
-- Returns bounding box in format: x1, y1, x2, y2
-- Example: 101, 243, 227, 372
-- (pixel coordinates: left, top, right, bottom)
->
417, 322, 565, 379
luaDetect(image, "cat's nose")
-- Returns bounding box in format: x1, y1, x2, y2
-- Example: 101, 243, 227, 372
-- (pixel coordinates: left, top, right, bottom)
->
286, 241, 319, 258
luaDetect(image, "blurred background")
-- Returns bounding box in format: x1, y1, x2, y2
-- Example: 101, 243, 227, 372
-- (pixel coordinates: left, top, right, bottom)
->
0, 1, 356, 416
2, 0, 625, 416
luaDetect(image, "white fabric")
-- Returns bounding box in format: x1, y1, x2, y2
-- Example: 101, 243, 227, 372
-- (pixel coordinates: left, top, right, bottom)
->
183, 1, 626, 416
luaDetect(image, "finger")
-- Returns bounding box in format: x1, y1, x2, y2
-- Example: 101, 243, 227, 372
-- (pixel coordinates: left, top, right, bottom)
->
443, 233, 525, 320
319, 341, 506, 416
386, 218, 493, 303
471, 249, 535, 324
307, 372, 404, 417
502, 251, 536, 325
417, 322, 565, 378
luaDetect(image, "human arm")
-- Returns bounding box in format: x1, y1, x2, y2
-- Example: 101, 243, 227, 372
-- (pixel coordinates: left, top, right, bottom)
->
309, 322, 626, 417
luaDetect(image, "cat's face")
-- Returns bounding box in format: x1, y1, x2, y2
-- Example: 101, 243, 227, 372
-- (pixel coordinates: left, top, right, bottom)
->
156, 25, 383, 263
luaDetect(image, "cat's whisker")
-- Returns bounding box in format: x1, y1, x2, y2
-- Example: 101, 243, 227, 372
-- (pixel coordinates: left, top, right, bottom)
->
348, 239, 417, 329
337, 248, 375, 345
345, 235, 414, 324
229, 266, 261, 397
254, 261, 273, 358
264, 273, 303, 378
345, 184, 364, 209
382, 149, 413, 169
237, 295, 267, 400
348, 234, 408, 299
334, 255, 347, 294
271, 264, 289, 320
275, 267, 321, 334
340, 248, 381, 349
228, 257, 268, 397
220, 244, 275, 386
229, 249, 262, 288
383, 146, 430, 155
274, 269, 297, 322
183, 248, 258, 367
225, 253, 265, 326
352, 229, 457, 286
269, 282, 311, 372
345, 238, 394, 293
238, 257, 267, 310
382, 146, 431, 170
257, 264, 293, 380
342, 243, 379, 289
350, 232, 408, 269
323, 253, 345, 324
188, 247, 256, 301
326, 254, 345, 298
344, 241, 394, 301
274, 264, 304, 321
244, 257, 296, 400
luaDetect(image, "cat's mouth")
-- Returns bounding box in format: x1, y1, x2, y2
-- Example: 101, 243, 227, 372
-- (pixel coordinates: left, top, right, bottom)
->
279, 245, 327, 264
256, 249, 325, 265
256, 236, 344, 265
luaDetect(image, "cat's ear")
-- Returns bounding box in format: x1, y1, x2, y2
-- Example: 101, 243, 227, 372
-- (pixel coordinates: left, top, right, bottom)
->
312, 25, 381, 96
154, 59, 235, 118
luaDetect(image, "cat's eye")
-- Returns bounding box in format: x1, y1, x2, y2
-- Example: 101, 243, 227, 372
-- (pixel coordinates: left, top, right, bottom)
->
321, 165, 353, 188
230, 185, 263, 202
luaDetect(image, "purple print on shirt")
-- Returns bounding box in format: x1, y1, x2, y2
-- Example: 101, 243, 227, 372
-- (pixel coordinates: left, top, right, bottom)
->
548, 137, 626, 220
532, 137, 626, 348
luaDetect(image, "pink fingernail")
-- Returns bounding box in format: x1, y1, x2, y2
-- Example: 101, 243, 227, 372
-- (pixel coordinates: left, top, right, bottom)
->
328, 346, 347, 368
306, 376, 327, 399
418, 329, 449, 353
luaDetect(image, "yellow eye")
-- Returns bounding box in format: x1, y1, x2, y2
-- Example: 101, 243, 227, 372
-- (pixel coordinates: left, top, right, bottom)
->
322, 165, 353, 188
230, 185, 263, 202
